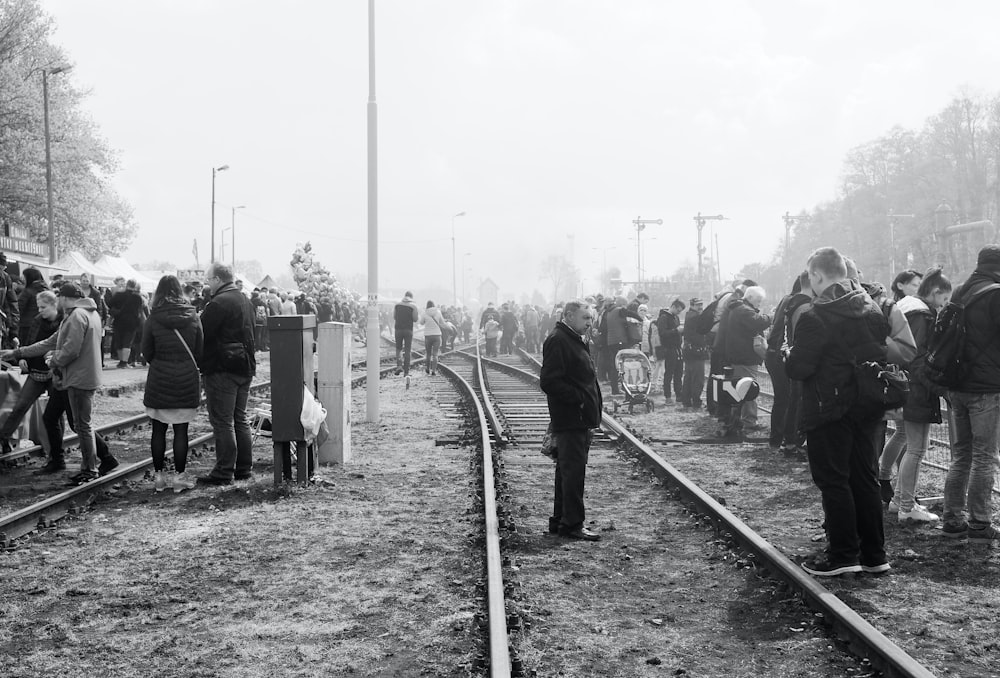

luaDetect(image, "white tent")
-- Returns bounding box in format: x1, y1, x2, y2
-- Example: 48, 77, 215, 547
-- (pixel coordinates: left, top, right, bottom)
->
95, 255, 159, 291
54, 251, 117, 287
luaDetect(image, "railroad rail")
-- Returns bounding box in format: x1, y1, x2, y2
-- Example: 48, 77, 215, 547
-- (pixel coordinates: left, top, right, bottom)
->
439, 343, 937, 677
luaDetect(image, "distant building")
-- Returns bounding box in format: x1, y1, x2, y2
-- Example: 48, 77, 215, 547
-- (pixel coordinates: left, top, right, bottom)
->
478, 278, 499, 307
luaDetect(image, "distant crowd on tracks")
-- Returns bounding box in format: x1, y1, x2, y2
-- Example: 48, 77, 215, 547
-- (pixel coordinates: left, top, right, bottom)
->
512, 245, 1000, 573
0, 259, 365, 493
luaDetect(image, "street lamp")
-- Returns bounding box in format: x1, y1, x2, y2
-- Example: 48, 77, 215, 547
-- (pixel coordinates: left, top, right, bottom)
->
42, 65, 72, 264
231, 205, 246, 269
211, 164, 229, 263
451, 211, 466, 306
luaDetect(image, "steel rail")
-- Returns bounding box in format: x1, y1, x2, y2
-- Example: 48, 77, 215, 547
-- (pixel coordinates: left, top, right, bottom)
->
514, 350, 937, 678
436, 341, 511, 677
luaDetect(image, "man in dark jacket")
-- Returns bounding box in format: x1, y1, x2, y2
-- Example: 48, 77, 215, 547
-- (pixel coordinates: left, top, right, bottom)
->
197, 263, 257, 486
786, 247, 890, 577
540, 300, 603, 541
724, 286, 771, 429
765, 272, 812, 451
393, 292, 419, 377
655, 299, 685, 401
941, 245, 1000, 543
681, 298, 709, 408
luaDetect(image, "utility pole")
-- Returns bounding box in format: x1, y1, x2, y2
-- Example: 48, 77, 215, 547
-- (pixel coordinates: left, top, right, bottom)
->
365, 0, 380, 422
886, 210, 914, 280
632, 217, 661, 284
781, 211, 807, 290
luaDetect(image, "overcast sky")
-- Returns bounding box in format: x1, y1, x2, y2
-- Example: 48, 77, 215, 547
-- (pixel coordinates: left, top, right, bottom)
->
42, 0, 1000, 301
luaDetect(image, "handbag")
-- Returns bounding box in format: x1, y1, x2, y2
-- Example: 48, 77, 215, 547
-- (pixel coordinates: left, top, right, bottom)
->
854, 360, 909, 412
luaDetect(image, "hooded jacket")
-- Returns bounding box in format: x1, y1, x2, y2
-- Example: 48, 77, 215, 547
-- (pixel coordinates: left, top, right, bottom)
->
895, 295, 943, 424
142, 298, 204, 410
17, 279, 48, 344
540, 321, 603, 432
724, 298, 771, 366
201, 283, 256, 377
950, 266, 1000, 393
785, 282, 889, 430
18, 297, 102, 390
682, 309, 710, 359
394, 298, 419, 332
655, 309, 681, 350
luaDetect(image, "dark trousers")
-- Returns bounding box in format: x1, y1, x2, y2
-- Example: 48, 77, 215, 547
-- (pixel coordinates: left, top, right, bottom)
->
42, 388, 111, 463
783, 380, 805, 449
764, 351, 789, 446
395, 329, 413, 375
603, 343, 624, 394
662, 349, 683, 400
255, 324, 268, 351
806, 414, 886, 567
204, 371, 253, 481
551, 428, 592, 531
682, 359, 706, 406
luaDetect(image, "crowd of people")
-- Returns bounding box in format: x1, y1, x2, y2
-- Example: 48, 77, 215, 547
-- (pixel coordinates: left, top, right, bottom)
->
0, 259, 364, 492
536, 244, 1000, 574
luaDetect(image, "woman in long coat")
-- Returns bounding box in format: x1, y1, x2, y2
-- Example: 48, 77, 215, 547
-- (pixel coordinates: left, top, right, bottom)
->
142, 275, 203, 492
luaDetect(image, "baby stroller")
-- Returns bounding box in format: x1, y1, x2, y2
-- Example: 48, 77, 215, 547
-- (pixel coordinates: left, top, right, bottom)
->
612, 348, 654, 414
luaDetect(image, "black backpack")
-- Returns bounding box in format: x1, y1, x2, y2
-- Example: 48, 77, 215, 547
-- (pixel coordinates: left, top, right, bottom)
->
923, 282, 1000, 389
695, 297, 721, 334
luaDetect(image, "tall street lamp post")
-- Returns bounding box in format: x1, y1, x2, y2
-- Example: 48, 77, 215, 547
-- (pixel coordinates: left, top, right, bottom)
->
210, 164, 229, 263
365, 0, 379, 422
451, 211, 466, 306
231, 205, 246, 269
43, 65, 72, 264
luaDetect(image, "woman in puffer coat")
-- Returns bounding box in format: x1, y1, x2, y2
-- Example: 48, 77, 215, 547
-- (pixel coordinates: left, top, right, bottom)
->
142, 275, 203, 493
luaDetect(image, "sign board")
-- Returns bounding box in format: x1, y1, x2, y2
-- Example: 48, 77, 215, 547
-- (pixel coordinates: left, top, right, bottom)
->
176, 269, 205, 283
0, 236, 48, 259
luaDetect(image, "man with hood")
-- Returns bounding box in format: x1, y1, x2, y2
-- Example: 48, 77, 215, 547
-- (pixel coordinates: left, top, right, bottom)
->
394, 291, 419, 377
5, 283, 110, 484
786, 247, 890, 577
479, 301, 501, 330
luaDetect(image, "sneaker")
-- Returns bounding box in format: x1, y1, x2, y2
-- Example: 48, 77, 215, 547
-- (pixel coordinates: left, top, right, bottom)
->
898, 505, 939, 523
196, 475, 233, 487
942, 523, 968, 539
968, 525, 999, 544
34, 459, 66, 475
154, 470, 169, 492
116, 361, 128, 369
173, 471, 196, 493
861, 560, 891, 574
98, 456, 120, 476
887, 500, 900, 513
800, 558, 861, 577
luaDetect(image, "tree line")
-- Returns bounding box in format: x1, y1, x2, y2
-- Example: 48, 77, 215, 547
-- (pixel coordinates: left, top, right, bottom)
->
0, 1, 134, 260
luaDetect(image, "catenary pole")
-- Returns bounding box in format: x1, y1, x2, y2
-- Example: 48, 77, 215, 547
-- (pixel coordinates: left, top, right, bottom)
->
366, 0, 380, 422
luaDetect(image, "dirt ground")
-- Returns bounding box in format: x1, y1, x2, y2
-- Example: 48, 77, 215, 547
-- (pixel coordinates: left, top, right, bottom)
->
611, 393, 1000, 678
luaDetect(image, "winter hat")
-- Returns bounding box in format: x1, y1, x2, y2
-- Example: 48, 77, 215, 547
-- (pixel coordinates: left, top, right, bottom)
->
977, 245, 1000, 267
403, 291, 413, 300
58, 282, 84, 298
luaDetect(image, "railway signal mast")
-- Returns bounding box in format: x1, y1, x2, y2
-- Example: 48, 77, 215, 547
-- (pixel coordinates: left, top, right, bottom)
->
782, 211, 807, 287
693, 213, 726, 285
886, 210, 914, 280
632, 217, 662, 284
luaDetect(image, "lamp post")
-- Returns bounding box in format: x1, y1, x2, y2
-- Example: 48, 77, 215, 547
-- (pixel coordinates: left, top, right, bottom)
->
231, 205, 246, 269
451, 211, 466, 306
366, 0, 379, 422
42, 65, 72, 264
210, 164, 229, 263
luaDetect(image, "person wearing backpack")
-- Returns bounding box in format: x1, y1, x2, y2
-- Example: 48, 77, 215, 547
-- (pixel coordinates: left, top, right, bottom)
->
656, 299, 685, 402
681, 298, 709, 408
879, 268, 951, 524
939, 246, 1000, 543
785, 247, 891, 576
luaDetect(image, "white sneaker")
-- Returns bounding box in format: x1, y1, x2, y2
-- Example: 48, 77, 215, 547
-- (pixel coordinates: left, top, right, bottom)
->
154, 470, 168, 492
898, 505, 939, 523
173, 471, 196, 493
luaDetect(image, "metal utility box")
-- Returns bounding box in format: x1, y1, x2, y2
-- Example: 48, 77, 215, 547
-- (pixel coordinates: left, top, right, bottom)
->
267, 314, 317, 483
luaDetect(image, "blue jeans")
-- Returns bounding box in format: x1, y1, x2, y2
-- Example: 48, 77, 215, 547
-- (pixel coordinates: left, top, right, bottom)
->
944, 391, 1000, 528
395, 330, 413, 375
67, 387, 97, 472
204, 372, 253, 480
0, 376, 49, 439
424, 335, 441, 372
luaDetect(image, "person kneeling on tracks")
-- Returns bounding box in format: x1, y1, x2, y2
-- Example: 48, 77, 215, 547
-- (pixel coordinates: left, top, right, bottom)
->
3, 283, 117, 484
540, 300, 603, 542
785, 246, 891, 577
709, 367, 760, 440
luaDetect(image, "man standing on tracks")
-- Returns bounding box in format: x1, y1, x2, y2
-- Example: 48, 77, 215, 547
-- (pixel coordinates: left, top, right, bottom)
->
197, 263, 257, 486
786, 247, 890, 576
540, 300, 603, 542
394, 291, 419, 377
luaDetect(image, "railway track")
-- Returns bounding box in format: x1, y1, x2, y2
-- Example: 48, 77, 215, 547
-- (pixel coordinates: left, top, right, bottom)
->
438, 344, 937, 677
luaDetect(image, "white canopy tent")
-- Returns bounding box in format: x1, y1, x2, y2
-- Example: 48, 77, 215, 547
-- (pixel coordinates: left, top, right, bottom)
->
95, 255, 159, 291
54, 251, 117, 287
